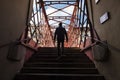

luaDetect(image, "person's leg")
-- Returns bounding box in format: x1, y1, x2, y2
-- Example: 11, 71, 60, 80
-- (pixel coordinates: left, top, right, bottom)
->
57, 41, 60, 56
61, 41, 64, 55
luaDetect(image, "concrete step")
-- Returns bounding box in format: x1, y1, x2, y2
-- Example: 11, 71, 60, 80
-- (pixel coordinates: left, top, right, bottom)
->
14, 47, 105, 80
35, 52, 83, 55
15, 73, 105, 80
28, 56, 92, 62
37, 47, 81, 53
27, 59, 92, 63
28, 54, 92, 63
21, 67, 99, 74
32, 53, 88, 58
24, 62, 95, 68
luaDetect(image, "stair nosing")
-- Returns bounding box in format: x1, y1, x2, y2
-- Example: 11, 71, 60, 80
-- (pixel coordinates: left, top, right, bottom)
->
25, 62, 94, 64
22, 67, 97, 70
17, 73, 103, 77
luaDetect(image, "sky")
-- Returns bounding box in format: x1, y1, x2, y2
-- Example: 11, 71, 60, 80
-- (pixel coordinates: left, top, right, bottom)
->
31, 0, 75, 27
45, 4, 74, 27
30, 0, 87, 28
28, 0, 90, 44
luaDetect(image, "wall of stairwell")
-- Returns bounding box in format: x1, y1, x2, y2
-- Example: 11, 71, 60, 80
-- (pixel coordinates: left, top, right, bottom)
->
0, 0, 30, 80
87, 0, 120, 80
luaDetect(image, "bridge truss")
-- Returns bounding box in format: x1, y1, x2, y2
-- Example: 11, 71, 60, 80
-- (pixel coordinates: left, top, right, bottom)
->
23, 0, 92, 48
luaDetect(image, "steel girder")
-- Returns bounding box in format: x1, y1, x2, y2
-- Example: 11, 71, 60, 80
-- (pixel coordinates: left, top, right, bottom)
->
24, 0, 92, 48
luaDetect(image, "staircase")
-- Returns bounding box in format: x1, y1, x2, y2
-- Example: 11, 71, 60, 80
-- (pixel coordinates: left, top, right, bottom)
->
14, 47, 105, 80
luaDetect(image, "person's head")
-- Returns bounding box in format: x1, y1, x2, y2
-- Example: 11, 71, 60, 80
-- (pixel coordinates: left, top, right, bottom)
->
59, 22, 62, 27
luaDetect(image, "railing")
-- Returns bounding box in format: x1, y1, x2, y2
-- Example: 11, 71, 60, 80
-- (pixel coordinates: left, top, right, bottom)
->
80, 37, 108, 52
0, 38, 37, 51
0, 38, 38, 62
78, 0, 101, 52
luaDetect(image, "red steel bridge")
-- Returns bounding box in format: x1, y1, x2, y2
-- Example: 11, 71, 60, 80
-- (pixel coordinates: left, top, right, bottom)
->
21, 0, 98, 49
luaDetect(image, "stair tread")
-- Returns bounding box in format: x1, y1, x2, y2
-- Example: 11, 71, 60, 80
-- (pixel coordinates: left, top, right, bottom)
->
17, 73, 103, 76
22, 67, 96, 69
28, 60, 91, 62
24, 63, 95, 68
14, 47, 105, 80
25, 62, 94, 64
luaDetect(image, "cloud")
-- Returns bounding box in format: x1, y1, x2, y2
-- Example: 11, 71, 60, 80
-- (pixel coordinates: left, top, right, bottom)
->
63, 6, 74, 15
46, 5, 74, 27
46, 6, 74, 16
31, 3, 75, 28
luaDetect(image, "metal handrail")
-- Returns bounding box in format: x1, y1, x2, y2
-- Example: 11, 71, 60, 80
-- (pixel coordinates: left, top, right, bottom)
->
0, 38, 37, 51
80, 37, 108, 52
80, 41, 96, 52
21, 42, 38, 51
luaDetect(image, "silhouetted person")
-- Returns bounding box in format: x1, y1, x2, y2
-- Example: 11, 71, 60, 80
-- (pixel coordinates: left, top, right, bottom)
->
54, 22, 68, 56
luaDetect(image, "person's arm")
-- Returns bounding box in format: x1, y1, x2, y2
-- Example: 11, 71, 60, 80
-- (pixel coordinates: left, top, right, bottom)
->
64, 29, 68, 42
54, 29, 57, 42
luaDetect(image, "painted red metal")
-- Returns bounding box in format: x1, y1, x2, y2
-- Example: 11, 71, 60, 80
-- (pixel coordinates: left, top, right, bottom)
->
22, 0, 97, 61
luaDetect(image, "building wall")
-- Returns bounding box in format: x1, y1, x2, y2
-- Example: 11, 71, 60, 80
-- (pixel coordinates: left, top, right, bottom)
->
0, 0, 30, 80
88, 0, 120, 80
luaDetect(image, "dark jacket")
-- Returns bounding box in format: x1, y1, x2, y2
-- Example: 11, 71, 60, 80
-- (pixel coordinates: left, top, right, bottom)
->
54, 26, 68, 42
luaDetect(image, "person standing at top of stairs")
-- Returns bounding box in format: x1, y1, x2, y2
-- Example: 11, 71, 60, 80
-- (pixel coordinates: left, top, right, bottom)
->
54, 22, 68, 56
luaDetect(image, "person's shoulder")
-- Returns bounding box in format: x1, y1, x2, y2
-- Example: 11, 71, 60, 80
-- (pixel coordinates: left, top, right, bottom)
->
55, 27, 59, 31
56, 27, 59, 30
61, 27, 65, 29
62, 27, 66, 30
